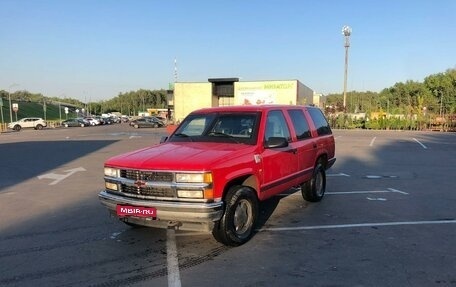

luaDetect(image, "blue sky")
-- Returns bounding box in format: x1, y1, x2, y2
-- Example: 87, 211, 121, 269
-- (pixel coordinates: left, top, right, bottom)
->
1, 0, 455, 101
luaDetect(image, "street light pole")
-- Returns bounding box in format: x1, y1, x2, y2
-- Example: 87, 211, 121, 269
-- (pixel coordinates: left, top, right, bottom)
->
342, 25, 352, 111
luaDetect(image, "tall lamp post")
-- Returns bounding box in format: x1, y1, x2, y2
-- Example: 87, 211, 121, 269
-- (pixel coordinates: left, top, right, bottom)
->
342, 25, 352, 111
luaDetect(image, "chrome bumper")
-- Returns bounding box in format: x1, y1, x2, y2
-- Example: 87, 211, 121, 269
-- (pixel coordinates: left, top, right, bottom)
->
98, 190, 224, 232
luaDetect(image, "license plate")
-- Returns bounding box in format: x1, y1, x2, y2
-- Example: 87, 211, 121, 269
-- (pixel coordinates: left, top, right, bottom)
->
116, 205, 157, 218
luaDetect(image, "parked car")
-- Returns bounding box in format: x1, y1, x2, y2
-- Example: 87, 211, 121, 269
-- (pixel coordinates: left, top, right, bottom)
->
61, 118, 87, 127
84, 117, 101, 126
8, 117, 47, 131
129, 117, 165, 128
99, 105, 336, 246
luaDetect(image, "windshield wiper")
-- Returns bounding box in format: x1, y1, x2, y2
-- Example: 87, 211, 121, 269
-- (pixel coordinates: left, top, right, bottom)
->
173, 133, 194, 141
174, 133, 189, 137
207, 131, 240, 143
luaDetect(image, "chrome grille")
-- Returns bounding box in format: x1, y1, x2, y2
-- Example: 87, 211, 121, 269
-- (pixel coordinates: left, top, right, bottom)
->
120, 170, 173, 182
121, 184, 175, 197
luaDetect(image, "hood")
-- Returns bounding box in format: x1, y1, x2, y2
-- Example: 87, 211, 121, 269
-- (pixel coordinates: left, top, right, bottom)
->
105, 142, 256, 171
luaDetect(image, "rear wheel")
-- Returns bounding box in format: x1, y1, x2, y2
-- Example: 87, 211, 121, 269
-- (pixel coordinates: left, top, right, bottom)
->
134, 124, 139, 128
35, 124, 43, 130
212, 185, 258, 246
301, 162, 326, 202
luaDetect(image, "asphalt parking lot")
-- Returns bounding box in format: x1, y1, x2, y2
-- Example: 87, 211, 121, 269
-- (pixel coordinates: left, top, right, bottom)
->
0, 125, 455, 287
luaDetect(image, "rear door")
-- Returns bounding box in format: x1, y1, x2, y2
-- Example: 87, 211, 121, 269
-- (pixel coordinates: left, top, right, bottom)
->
286, 108, 317, 181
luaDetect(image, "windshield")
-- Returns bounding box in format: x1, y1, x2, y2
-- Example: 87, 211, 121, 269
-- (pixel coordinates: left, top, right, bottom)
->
169, 112, 260, 144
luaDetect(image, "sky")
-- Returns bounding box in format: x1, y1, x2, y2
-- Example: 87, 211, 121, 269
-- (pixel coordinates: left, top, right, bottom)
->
1, 0, 455, 101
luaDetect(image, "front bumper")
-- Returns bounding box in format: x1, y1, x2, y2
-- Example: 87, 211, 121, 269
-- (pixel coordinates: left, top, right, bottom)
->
98, 190, 224, 232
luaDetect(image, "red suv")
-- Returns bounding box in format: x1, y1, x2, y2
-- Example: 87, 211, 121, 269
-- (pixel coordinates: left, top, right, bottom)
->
99, 105, 336, 246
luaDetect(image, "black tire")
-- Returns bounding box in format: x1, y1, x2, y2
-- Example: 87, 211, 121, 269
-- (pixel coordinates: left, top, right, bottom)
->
212, 185, 258, 246
301, 163, 326, 202
14, 125, 21, 131
35, 124, 43, 130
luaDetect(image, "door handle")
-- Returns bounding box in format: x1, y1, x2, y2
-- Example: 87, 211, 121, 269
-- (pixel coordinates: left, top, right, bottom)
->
286, 148, 298, 154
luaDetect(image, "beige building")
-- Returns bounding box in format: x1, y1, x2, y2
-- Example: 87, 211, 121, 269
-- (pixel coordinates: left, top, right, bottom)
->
172, 78, 317, 122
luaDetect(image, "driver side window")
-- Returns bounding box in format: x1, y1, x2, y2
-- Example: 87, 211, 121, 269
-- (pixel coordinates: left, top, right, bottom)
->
265, 110, 291, 142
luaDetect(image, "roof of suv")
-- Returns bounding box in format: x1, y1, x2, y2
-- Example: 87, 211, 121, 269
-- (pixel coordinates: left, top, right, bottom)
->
192, 104, 314, 114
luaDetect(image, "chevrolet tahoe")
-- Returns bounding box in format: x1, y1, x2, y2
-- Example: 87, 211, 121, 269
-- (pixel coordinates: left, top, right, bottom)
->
99, 105, 336, 246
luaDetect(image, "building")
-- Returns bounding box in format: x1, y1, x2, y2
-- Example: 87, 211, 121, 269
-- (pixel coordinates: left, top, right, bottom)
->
172, 78, 317, 122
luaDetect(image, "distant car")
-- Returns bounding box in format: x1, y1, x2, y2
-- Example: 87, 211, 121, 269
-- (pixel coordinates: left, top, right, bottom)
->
61, 118, 87, 127
129, 117, 165, 128
75, 118, 91, 126
8, 117, 47, 131
155, 116, 168, 125
84, 117, 101, 126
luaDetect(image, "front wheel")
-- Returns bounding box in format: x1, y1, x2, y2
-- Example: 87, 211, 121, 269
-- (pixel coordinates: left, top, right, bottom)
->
212, 186, 258, 246
301, 163, 326, 202
13, 125, 21, 131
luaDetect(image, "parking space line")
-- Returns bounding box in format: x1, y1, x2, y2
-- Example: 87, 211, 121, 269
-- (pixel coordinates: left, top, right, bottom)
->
327, 188, 408, 195
258, 219, 456, 232
279, 188, 408, 197
167, 229, 181, 287
413, 138, 428, 149
369, 136, 376, 147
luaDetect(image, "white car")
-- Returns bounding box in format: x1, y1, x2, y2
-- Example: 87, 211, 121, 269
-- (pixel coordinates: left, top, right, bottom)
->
8, 117, 47, 131
84, 117, 101, 126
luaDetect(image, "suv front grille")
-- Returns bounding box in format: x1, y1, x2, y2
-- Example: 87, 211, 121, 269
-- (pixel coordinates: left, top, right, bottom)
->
121, 184, 175, 197
121, 170, 173, 182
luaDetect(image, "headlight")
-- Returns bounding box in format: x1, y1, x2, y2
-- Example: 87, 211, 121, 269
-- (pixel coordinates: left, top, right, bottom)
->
105, 182, 118, 191
104, 167, 120, 177
177, 190, 204, 198
175, 172, 212, 183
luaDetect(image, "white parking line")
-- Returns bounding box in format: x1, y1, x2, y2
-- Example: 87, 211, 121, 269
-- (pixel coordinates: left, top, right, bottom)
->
327, 188, 408, 195
413, 138, 428, 149
167, 229, 182, 287
369, 136, 376, 147
258, 219, 456, 232
279, 188, 408, 197
327, 173, 350, 177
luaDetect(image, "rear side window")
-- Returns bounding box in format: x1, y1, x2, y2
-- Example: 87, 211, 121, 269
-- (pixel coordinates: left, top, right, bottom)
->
308, 108, 332, 136
287, 109, 311, 140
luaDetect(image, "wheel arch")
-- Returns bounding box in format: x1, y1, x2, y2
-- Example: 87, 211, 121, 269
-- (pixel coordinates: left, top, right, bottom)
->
316, 153, 328, 169
221, 174, 259, 201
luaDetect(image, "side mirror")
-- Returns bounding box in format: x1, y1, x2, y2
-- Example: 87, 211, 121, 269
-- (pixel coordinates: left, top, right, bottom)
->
264, 137, 288, 148
160, 136, 168, 144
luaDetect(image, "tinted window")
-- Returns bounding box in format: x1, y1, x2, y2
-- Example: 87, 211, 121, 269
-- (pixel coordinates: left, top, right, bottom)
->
308, 108, 332, 136
265, 110, 291, 142
288, 109, 311, 140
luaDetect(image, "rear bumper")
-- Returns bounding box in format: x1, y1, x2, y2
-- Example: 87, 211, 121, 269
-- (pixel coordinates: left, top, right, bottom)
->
98, 191, 224, 232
